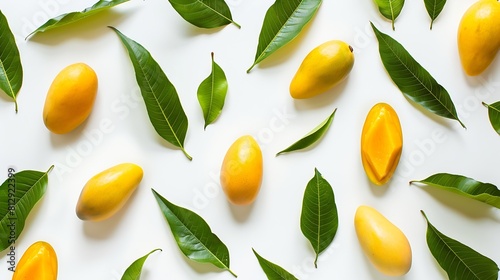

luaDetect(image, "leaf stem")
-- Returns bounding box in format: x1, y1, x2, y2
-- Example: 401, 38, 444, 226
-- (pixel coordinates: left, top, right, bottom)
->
13, 97, 18, 113
47, 165, 55, 173
482, 102, 490, 108
314, 253, 318, 268
231, 20, 241, 29
227, 268, 238, 278
247, 63, 256, 73
181, 148, 193, 161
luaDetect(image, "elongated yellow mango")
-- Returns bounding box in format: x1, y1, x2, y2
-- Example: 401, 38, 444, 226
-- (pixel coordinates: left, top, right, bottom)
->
290, 40, 354, 99
220, 135, 263, 205
361, 103, 402, 185
43, 63, 98, 134
355, 206, 412, 276
458, 0, 500, 76
76, 163, 143, 221
13, 241, 57, 280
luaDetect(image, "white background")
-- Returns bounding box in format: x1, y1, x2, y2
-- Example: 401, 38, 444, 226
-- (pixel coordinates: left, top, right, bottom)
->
1, 0, 499, 279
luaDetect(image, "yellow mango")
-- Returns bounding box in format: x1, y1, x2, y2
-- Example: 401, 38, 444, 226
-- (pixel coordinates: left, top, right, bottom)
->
290, 40, 354, 99
354, 206, 412, 276
43, 63, 98, 134
13, 241, 57, 280
220, 135, 263, 205
76, 163, 143, 221
458, 0, 500, 76
361, 103, 402, 185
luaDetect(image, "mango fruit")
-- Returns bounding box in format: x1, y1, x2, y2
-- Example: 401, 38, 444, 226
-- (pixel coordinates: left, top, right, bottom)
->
354, 206, 412, 276
43, 63, 98, 134
290, 40, 354, 99
220, 135, 263, 205
458, 0, 500, 76
76, 163, 143, 221
361, 103, 402, 185
13, 241, 58, 280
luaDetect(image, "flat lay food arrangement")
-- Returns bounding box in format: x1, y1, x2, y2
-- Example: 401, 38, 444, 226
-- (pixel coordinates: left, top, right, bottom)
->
0, 0, 499, 279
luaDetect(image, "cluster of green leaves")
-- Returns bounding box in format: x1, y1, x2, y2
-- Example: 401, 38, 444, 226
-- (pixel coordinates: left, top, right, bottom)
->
372, 0, 448, 30
150, 168, 339, 278
411, 173, 500, 278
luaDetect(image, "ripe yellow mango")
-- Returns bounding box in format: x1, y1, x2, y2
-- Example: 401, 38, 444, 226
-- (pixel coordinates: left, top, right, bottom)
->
290, 40, 354, 99
354, 206, 412, 276
220, 135, 263, 205
43, 63, 98, 134
361, 103, 402, 185
76, 163, 143, 221
458, 0, 500, 76
13, 241, 57, 280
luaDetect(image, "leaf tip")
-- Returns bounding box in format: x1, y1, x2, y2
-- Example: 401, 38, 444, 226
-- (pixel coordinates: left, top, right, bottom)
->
420, 210, 429, 221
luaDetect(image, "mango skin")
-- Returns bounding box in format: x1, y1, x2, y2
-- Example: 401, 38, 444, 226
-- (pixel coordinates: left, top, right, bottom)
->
43, 63, 98, 134
76, 163, 143, 221
220, 135, 263, 205
361, 103, 402, 185
12, 241, 58, 280
354, 206, 412, 276
290, 40, 354, 99
458, 0, 500, 76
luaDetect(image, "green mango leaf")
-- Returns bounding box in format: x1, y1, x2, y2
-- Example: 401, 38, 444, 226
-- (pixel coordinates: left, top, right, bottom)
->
0, 10, 22, 112
424, 0, 447, 29
411, 173, 500, 209
121, 248, 162, 280
247, 0, 322, 73
276, 109, 336, 156
371, 22, 465, 128
0, 166, 54, 252
168, 0, 240, 29
300, 168, 338, 268
27, 0, 130, 39
152, 189, 236, 277
373, 0, 405, 30
483, 102, 500, 136
252, 248, 298, 280
111, 27, 192, 160
421, 211, 499, 280
197, 52, 228, 129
